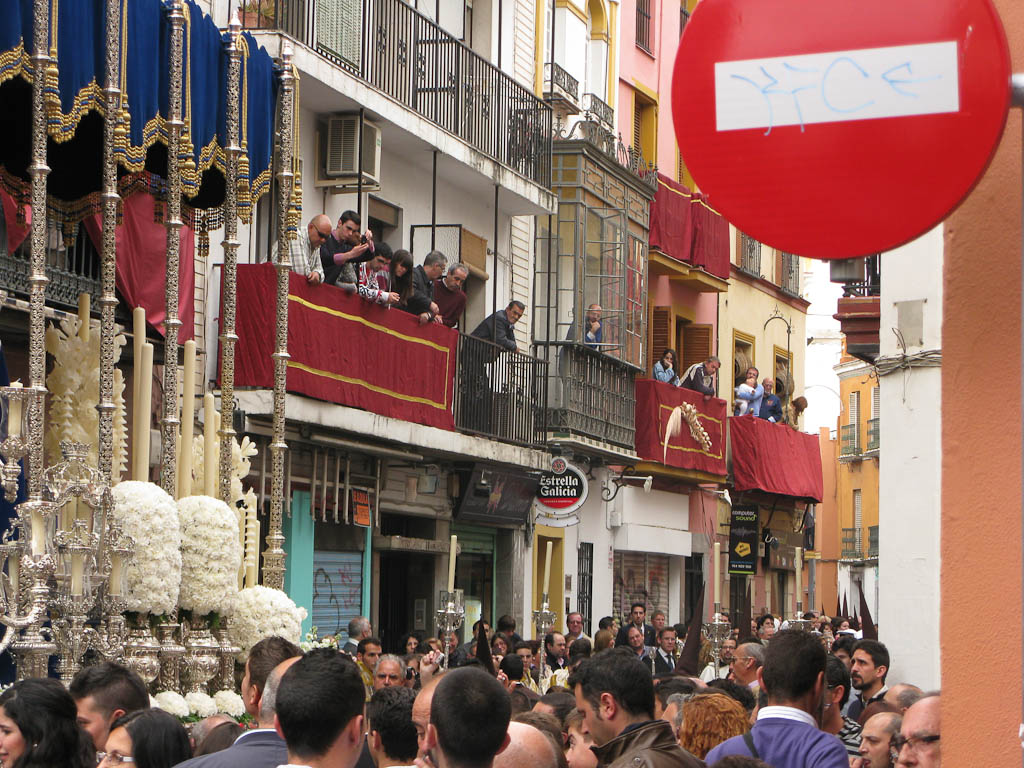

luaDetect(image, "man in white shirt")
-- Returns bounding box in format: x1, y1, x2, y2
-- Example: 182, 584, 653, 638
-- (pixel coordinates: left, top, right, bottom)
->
274, 649, 367, 768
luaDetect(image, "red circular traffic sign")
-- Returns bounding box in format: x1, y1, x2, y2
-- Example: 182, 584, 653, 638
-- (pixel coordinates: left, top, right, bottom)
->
672, 0, 1011, 259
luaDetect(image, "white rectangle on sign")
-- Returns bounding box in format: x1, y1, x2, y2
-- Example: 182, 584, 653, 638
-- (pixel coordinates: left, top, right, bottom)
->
715, 41, 959, 133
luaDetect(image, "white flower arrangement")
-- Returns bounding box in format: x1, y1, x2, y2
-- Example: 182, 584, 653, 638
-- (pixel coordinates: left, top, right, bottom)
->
300, 626, 339, 652
153, 691, 190, 718
185, 691, 218, 718
228, 586, 307, 662
44, 313, 129, 477
177, 496, 243, 617
111, 481, 182, 615
213, 689, 246, 718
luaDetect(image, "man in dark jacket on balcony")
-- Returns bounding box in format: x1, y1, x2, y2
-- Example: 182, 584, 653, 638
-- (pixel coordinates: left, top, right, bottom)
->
680, 356, 720, 400
758, 377, 784, 423
411, 250, 447, 321
471, 301, 524, 352
569, 648, 704, 768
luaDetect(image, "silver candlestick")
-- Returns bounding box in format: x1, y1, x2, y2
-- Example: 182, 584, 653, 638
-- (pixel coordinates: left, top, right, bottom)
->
435, 589, 465, 670
532, 593, 556, 688
703, 603, 731, 678
788, 601, 813, 633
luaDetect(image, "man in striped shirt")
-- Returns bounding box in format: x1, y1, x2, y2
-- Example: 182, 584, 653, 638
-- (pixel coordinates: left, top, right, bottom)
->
271, 214, 330, 284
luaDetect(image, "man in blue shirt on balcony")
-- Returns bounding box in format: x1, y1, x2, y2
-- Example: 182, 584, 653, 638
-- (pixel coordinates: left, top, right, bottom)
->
734, 366, 764, 415
759, 377, 784, 423
705, 630, 849, 768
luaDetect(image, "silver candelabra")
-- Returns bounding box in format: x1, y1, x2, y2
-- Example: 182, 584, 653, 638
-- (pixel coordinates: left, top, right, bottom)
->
532, 593, 556, 687
436, 589, 465, 670
702, 602, 732, 678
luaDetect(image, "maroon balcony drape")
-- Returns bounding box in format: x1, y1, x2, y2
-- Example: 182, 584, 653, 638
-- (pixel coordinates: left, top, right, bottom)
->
232, 264, 457, 431
729, 415, 823, 502
648, 174, 730, 281
634, 379, 727, 477
83, 192, 196, 343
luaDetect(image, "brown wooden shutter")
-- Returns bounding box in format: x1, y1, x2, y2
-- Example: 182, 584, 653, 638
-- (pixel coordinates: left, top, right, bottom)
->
774, 249, 783, 286
651, 307, 671, 366
681, 324, 712, 370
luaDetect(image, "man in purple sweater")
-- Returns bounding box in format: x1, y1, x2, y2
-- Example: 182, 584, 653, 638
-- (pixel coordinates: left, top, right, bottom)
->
706, 630, 849, 768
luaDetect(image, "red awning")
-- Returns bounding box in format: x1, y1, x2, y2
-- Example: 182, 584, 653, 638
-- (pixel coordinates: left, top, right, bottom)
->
648, 174, 730, 281
232, 263, 457, 431
729, 416, 823, 502
635, 379, 727, 477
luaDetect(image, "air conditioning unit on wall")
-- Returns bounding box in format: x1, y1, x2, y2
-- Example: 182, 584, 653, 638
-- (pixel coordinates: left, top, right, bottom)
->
316, 114, 382, 189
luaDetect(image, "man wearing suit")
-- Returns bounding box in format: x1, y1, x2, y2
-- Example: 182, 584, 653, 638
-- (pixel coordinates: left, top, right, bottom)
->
652, 626, 678, 675
174, 636, 301, 768
615, 602, 657, 648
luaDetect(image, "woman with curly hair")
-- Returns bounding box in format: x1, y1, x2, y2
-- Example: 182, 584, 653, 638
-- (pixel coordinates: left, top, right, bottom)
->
678, 692, 750, 760
0, 678, 94, 768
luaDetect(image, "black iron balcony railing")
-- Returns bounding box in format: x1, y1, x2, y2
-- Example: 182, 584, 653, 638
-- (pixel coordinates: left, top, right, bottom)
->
841, 526, 862, 559
454, 332, 548, 449
0, 224, 101, 309
740, 233, 761, 277
780, 251, 800, 296
866, 417, 879, 452
583, 92, 614, 129
534, 342, 636, 449
242, 0, 553, 188
840, 423, 860, 457
868, 525, 879, 558
841, 253, 881, 297
544, 62, 579, 103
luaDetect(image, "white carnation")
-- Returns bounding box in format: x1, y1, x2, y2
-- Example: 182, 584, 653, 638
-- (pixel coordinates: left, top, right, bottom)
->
111, 481, 182, 615
185, 691, 218, 717
213, 689, 245, 718
177, 496, 243, 616
153, 691, 189, 718
228, 586, 307, 662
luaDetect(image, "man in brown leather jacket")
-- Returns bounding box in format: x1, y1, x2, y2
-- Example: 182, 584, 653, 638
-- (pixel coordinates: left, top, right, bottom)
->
568, 648, 705, 768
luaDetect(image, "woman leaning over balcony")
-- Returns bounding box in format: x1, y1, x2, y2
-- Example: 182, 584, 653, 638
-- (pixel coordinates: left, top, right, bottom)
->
654, 349, 680, 386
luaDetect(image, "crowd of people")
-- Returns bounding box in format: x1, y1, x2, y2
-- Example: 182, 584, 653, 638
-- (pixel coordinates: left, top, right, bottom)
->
653, 351, 808, 428
280, 210, 472, 329
0, 603, 941, 768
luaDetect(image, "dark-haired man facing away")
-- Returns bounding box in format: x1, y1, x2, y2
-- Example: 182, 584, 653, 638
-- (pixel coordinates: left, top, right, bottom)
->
422, 667, 511, 768
70, 661, 150, 751
367, 686, 418, 768
274, 648, 367, 768
705, 630, 848, 767
569, 647, 703, 768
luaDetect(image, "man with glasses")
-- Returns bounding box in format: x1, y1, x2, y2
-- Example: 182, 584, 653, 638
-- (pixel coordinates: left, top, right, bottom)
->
433, 263, 469, 328
894, 694, 940, 767
272, 214, 330, 285
730, 641, 765, 693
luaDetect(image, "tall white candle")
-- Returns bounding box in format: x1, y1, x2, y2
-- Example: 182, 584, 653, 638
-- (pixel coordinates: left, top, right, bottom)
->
7, 381, 22, 439
178, 340, 196, 498
245, 511, 259, 588
794, 547, 803, 612
447, 535, 457, 592
203, 393, 216, 497
137, 343, 154, 481
30, 510, 45, 556
70, 551, 85, 596
78, 293, 90, 342
714, 541, 722, 608
542, 540, 553, 597
132, 307, 145, 479
109, 551, 123, 596
8, 554, 18, 600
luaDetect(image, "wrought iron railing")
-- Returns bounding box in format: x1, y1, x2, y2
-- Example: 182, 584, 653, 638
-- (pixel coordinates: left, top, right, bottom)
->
866, 417, 879, 452
635, 0, 652, 49
583, 92, 614, 129
868, 525, 879, 558
740, 233, 761, 277
455, 332, 548, 449
242, 0, 553, 188
780, 252, 800, 296
533, 341, 636, 449
0, 224, 101, 309
841, 254, 881, 297
544, 62, 579, 103
841, 527, 862, 559
840, 423, 860, 456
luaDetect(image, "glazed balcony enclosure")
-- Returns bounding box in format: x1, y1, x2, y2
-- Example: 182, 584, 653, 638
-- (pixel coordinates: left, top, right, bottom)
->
230, 264, 546, 449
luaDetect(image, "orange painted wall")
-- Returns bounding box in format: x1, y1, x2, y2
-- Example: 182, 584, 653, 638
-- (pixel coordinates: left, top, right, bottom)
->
942, 0, 1022, 761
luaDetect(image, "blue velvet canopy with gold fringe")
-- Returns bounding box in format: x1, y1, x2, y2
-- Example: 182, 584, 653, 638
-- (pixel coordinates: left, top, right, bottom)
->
0, 0, 284, 232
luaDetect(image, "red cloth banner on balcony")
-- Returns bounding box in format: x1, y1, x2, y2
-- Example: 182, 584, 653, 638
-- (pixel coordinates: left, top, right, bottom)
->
634, 379, 727, 477
232, 263, 457, 431
648, 174, 730, 281
729, 416, 823, 502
